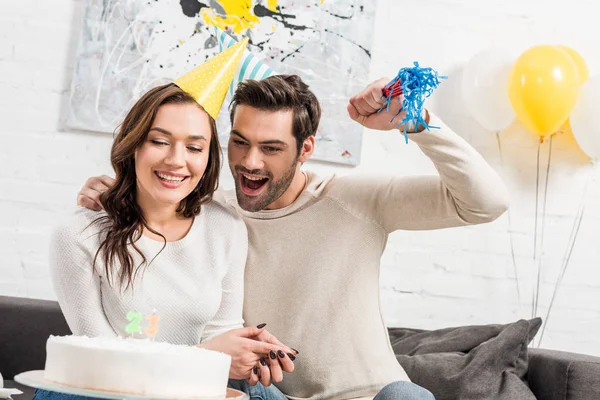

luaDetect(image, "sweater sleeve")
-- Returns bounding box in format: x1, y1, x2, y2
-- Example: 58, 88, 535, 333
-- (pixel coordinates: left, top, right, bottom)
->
49, 212, 118, 337
200, 215, 248, 342
329, 112, 510, 233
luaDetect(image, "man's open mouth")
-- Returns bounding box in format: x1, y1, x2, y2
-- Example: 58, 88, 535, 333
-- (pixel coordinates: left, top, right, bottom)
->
240, 173, 269, 195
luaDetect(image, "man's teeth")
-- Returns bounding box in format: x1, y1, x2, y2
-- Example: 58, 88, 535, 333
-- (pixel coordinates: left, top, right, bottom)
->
157, 172, 185, 182
243, 174, 266, 181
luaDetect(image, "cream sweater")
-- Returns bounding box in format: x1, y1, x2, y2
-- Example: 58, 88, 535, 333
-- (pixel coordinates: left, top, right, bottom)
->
220, 113, 510, 400
49, 202, 248, 345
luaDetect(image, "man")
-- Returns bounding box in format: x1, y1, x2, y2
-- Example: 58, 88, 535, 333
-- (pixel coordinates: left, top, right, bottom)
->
78, 75, 510, 400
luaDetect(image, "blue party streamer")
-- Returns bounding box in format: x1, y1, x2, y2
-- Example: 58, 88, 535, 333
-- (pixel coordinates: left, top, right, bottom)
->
380, 62, 447, 143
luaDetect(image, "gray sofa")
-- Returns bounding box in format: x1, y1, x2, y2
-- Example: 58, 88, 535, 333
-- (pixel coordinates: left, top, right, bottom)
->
1, 295, 599, 400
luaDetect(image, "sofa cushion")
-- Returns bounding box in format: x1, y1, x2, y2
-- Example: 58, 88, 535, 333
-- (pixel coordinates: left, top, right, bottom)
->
389, 318, 541, 400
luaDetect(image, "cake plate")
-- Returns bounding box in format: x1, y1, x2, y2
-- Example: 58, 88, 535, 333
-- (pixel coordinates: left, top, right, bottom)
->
14, 371, 248, 400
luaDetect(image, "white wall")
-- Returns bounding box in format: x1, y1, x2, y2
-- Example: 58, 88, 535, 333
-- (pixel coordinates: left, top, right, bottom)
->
1, 0, 600, 355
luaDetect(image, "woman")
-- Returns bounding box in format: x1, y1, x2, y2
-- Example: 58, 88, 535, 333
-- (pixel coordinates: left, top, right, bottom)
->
36, 84, 292, 400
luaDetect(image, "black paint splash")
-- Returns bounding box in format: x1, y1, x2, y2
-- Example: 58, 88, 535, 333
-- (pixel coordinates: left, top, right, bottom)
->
323, 9, 352, 20
175, 1, 369, 62
322, 3, 365, 20
281, 42, 306, 62
324, 28, 371, 58
251, 35, 274, 52
180, 0, 208, 17
324, 11, 351, 19
254, 4, 311, 31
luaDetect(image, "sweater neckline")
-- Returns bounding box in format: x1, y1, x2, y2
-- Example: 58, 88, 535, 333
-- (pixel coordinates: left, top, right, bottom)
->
137, 215, 201, 252
229, 171, 334, 220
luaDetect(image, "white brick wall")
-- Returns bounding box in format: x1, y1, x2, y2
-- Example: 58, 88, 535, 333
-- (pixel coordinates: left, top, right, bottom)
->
2, 0, 600, 355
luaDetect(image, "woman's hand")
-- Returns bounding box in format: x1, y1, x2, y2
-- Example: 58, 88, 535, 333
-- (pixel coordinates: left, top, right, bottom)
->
199, 325, 294, 380
247, 327, 298, 386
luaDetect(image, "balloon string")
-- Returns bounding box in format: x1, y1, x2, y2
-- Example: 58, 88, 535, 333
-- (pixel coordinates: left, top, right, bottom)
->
496, 132, 521, 306
532, 139, 541, 318
533, 134, 554, 322
533, 139, 541, 260
536, 162, 595, 347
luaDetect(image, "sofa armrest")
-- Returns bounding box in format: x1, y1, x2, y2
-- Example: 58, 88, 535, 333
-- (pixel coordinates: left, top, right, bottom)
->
527, 348, 600, 400
0, 296, 70, 379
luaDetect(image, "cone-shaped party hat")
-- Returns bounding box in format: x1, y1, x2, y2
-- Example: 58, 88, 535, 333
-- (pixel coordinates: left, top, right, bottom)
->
174, 36, 249, 119
214, 27, 277, 96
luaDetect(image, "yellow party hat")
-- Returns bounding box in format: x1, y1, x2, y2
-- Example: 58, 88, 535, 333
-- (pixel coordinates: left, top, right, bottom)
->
174, 36, 249, 120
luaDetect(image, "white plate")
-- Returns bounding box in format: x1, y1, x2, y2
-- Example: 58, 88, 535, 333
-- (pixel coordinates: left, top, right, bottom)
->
0, 388, 23, 399
14, 371, 247, 400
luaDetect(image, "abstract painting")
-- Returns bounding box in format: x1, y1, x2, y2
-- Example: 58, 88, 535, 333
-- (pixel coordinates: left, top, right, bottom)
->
66, 0, 376, 165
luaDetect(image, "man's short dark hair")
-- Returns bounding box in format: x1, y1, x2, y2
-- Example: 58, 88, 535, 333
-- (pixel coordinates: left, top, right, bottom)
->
230, 75, 322, 154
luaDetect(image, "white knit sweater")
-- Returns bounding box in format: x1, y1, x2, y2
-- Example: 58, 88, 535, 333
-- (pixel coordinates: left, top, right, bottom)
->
49, 202, 248, 346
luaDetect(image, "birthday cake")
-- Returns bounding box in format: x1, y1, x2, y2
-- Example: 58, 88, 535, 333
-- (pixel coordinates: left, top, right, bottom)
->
44, 335, 231, 399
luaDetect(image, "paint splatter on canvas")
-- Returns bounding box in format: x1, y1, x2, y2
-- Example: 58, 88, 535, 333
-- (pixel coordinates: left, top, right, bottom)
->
66, 0, 376, 165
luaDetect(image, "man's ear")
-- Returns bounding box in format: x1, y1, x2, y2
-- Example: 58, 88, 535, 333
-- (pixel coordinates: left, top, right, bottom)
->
298, 136, 315, 163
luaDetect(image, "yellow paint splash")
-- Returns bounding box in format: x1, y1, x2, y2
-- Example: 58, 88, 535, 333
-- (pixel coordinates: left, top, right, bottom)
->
201, 0, 266, 34
267, 0, 280, 12
320, 0, 325, 3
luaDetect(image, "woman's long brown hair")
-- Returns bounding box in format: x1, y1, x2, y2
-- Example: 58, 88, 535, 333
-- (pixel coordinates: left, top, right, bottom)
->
92, 83, 221, 290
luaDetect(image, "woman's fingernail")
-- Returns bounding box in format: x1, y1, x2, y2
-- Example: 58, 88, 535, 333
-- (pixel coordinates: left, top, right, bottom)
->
260, 358, 267, 366
269, 350, 276, 359
277, 350, 285, 358
291, 348, 299, 354
253, 366, 258, 374
256, 323, 266, 329
287, 353, 296, 361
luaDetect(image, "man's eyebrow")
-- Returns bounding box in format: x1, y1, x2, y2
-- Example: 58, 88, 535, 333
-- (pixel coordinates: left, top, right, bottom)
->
230, 129, 248, 141
259, 140, 288, 147
231, 130, 288, 147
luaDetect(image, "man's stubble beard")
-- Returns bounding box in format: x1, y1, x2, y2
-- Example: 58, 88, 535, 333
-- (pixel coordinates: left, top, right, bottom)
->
232, 158, 299, 212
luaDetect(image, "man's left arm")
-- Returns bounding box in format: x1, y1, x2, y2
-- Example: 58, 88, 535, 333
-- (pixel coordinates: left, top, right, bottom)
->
345, 78, 510, 232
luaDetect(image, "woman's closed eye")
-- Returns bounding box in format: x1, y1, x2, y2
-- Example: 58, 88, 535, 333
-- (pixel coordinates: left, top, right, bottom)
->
151, 139, 202, 153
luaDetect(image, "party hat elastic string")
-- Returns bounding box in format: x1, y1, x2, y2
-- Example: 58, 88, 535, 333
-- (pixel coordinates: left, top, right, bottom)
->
380, 62, 447, 143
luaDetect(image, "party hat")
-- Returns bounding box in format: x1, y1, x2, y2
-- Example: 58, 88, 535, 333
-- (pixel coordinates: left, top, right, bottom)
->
174, 36, 249, 120
214, 27, 277, 96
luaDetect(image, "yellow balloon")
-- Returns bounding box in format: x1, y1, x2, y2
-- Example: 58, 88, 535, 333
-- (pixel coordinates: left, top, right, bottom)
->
558, 47, 588, 130
508, 45, 580, 137
559, 45, 589, 84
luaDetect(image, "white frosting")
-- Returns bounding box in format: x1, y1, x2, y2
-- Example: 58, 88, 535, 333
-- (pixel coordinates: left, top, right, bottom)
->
44, 335, 231, 399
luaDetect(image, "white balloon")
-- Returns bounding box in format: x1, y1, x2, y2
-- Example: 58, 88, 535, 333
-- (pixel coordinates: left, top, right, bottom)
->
462, 47, 516, 132
570, 75, 600, 161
